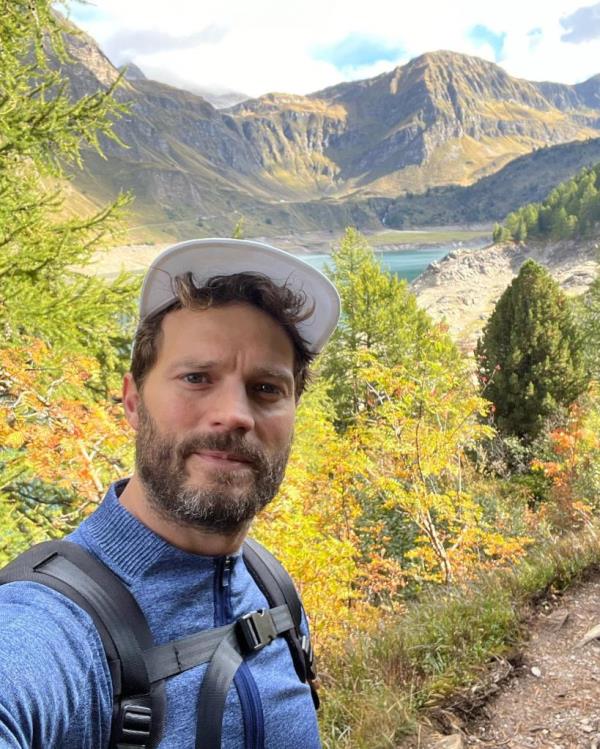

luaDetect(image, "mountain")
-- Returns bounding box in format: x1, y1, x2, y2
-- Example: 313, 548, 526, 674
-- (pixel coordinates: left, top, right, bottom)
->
182, 85, 248, 110
59, 23, 600, 240
232, 51, 600, 197
120, 62, 146, 81
119, 61, 249, 108
379, 136, 600, 227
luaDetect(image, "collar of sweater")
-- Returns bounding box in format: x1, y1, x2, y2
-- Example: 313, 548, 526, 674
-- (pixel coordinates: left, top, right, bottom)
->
74, 479, 242, 585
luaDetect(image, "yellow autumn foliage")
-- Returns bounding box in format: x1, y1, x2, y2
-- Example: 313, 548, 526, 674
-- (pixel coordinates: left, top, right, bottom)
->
0, 338, 132, 562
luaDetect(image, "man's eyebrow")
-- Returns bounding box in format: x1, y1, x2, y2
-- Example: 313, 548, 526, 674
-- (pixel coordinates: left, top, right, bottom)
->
167, 359, 219, 373
253, 366, 294, 386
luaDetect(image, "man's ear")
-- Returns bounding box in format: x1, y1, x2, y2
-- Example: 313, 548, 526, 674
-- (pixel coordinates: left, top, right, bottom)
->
122, 372, 141, 430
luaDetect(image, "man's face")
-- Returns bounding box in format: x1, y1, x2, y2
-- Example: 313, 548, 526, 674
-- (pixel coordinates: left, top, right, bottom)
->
124, 303, 297, 534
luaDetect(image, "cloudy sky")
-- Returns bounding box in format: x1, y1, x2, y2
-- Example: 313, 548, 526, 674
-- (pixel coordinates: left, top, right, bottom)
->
68, 0, 600, 97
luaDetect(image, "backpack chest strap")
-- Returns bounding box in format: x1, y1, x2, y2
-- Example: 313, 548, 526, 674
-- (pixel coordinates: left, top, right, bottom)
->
143, 604, 294, 683
142, 605, 294, 749
0, 539, 316, 749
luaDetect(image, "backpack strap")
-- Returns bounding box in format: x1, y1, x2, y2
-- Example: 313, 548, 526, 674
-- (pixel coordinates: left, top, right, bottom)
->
140, 603, 297, 749
0, 541, 166, 749
242, 537, 319, 708
144, 604, 295, 683
0, 538, 318, 749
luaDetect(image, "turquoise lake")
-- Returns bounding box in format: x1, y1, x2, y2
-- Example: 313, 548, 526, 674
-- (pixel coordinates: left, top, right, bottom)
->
303, 242, 488, 283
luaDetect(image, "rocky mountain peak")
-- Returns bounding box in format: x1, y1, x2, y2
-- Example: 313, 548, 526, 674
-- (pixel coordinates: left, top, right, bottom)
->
120, 62, 146, 81
60, 23, 123, 91
408, 50, 548, 110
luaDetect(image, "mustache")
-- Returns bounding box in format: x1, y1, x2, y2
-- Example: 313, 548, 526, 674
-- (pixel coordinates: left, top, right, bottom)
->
177, 433, 266, 468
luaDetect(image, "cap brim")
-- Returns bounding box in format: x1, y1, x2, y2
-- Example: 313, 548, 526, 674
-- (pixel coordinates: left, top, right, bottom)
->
139, 238, 340, 353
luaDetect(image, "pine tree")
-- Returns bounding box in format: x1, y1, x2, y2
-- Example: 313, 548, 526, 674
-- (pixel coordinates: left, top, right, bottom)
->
476, 260, 586, 440
550, 206, 571, 239
492, 164, 600, 242
577, 271, 600, 381
514, 219, 527, 242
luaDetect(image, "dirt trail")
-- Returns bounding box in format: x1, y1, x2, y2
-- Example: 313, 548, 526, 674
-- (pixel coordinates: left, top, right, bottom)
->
464, 571, 600, 748
411, 571, 600, 748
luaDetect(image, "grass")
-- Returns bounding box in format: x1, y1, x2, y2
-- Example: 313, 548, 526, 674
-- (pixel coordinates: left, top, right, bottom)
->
369, 228, 491, 247
318, 524, 600, 748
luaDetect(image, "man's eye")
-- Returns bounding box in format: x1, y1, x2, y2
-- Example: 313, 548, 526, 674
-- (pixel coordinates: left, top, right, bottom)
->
183, 373, 209, 385
254, 383, 282, 396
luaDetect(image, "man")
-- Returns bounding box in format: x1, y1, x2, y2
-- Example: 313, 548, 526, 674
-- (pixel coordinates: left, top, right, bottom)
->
0, 238, 340, 748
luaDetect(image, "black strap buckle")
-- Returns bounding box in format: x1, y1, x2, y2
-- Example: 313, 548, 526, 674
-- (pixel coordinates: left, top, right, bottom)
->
301, 634, 320, 709
237, 609, 277, 652
116, 702, 152, 748
301, 634, 317, 680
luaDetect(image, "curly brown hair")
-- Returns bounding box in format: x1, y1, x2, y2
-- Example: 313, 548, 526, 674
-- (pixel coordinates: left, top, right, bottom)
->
131, 272, 315, 397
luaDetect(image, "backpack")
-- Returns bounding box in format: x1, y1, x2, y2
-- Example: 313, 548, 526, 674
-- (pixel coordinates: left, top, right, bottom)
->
0, 537, 318, 749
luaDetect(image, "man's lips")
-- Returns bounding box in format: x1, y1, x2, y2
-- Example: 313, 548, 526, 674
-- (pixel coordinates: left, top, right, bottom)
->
190, 450, 254, 467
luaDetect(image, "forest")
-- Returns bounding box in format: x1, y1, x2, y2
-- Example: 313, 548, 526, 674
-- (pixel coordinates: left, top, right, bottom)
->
493, 162, 600, 243
1, 3, 600, 746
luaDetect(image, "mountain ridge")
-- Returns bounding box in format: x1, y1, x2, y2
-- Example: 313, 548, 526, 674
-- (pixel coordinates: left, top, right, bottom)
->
57, 22, 600, 239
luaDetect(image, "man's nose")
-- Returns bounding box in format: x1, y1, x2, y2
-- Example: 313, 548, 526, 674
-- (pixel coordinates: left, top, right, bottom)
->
208, 383, 255, 433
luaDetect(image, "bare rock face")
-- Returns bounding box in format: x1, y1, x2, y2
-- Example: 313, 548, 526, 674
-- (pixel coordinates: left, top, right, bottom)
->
411, 239, 599, 349
58, 24, 123, 95
307, 51, 600, 193
230, 94, 346, 191
55, 19, 600, 234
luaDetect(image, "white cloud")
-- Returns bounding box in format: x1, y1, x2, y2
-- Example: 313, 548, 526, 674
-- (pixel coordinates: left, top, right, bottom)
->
67, 0, 600, 96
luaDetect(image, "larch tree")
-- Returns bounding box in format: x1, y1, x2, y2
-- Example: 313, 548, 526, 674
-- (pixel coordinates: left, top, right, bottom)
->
0, 0, 139, 555
320, 227, 455, 427
0, 0, 139, 390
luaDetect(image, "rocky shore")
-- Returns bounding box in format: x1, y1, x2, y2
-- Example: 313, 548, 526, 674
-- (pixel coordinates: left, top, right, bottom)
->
411, 239, 599, 351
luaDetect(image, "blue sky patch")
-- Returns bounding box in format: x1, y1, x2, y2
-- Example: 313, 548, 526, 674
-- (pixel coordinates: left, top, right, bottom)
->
314, 33, 404, 71
468, 24, 507, 61
66, 3, 108, 24
561, 2, 600, 43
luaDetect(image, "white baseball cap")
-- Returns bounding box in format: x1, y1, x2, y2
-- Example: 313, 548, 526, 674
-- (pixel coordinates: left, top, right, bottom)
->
139, 238, 341, 353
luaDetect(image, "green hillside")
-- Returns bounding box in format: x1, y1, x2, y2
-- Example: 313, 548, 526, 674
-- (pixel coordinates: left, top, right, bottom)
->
381, 137, 600, 227
493, 161, 600, 242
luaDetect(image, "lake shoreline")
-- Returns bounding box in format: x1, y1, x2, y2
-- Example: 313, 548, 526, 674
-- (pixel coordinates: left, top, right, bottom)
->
95, 229, 491, 280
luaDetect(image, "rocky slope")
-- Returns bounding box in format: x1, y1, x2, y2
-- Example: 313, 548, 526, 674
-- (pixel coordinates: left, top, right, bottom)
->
234, 51, 600, 197
411, 239, 599, 349
58, 21, 600, 239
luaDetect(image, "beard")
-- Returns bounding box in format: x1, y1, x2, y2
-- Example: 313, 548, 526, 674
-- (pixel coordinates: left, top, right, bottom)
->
134, 401, 291, 535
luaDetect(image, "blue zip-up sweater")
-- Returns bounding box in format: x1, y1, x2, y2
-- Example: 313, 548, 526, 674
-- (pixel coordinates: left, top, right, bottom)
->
0, 481, 321, 748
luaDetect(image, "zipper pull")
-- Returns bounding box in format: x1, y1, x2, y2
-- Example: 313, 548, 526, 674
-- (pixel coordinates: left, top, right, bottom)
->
221, 556, 233, 589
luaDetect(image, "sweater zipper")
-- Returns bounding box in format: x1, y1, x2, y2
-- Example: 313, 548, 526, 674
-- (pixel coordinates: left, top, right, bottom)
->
216, 556, 264, 749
